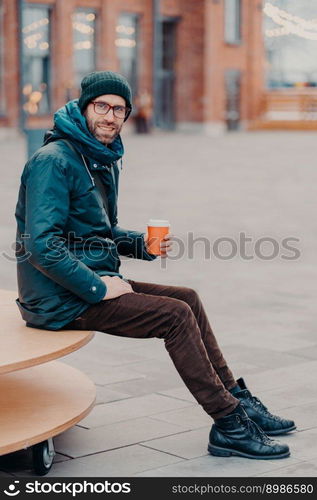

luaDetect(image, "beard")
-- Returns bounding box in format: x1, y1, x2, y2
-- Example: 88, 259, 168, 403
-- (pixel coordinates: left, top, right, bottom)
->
85, 116, 123, 145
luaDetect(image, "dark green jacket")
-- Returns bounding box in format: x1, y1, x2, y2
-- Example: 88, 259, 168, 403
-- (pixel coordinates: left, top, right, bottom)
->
15, 100, 155, 330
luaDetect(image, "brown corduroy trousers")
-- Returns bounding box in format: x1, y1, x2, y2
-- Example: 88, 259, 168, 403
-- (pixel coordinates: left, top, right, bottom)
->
65, 280, 239, 420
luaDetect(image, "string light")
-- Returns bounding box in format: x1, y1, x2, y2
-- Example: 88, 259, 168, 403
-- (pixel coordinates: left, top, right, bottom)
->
22, 84, 32, 96
30, 91, 42, 103
72, 21, 94, 35
266, 27, 289, 37
23, 89, 43, 115
264, 2, 317, 40
23, 32, 44, 49
23, 102, 38, 114
116, 25, 135, 35
115, 38, 136, 48
74, 40, 92, 50
264, 3, 317, 31
75, 12, 95, 21
24, 33, 42, 43
22, 17, 49, 34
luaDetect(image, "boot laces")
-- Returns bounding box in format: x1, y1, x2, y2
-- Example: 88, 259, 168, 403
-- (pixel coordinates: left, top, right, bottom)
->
240, 414, 272, 444
246, 391, 282, 422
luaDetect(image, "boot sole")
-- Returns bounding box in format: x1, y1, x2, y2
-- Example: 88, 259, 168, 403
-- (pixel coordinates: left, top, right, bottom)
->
208, 443, 290, 460
265, 425, 297, 436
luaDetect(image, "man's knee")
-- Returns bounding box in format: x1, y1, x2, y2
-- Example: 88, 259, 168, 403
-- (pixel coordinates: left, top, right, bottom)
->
161, 298, 192, 329
178, 286, 200, 308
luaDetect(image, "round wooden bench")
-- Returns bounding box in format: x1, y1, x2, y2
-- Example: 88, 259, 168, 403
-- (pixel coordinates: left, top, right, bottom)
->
0, 290, 96, 475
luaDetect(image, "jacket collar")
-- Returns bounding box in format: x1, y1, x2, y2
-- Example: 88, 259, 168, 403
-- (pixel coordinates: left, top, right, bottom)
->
51, 99, 124, 166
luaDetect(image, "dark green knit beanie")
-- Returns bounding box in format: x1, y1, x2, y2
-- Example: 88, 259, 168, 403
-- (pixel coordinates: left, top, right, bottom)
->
78, 71, 132, 120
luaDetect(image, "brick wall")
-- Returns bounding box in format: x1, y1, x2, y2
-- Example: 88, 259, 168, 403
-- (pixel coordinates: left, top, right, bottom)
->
0, 0, 20, 128
0, 0, 264, 130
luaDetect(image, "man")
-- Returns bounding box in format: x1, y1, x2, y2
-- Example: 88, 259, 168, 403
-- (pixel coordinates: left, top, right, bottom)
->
15, 71, 296, 460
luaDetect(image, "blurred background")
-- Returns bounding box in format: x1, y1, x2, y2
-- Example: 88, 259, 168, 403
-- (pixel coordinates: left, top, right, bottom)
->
1, 0, 317, 148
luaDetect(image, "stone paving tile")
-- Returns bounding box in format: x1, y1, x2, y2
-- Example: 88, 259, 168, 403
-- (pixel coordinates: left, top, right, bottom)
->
158, 387, 196, 404
53, 453, 72, 463
83, 329, 164, 358
80, 394, 195, 428
69, 364, 147, 386
275, 402, 317, 432
140, 427, 210, 459
104, 376, 184, 399
282, 429, 317, 462
105, 338, 168, 362
123, 358, 183, 380
135, 454, 301, 477
48, 445, 184, 477
223, 361, 260, 376
95, 386, 132, 405
285, 344, 317, 361
147, 405, 211, 431
235, 361, 317, 393
291, 328, 317, 343
223, 344, 309, 371
54, 417, 191, 458
71, 356, 182, 390
64, 341, 151, 368
253, 384, 317, 412
126, 341, 167, 357
257, 460, 317, 477
225, 332, 316, 354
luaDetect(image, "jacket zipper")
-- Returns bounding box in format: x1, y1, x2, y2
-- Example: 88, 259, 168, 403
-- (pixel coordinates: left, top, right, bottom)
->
80, 154, 95, 187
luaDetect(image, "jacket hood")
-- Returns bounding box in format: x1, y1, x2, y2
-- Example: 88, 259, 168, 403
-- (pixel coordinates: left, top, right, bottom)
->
45, 99, 124, 165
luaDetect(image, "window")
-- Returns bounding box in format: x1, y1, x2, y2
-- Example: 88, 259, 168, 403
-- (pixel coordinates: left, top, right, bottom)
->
162, 20, 176, 72
159, 20, 177, 128
73, 8, 96, 90
0, 0, 5, 115
224, 0, 241, 45
22, 5, 51, 115
225, 69, 241, 130
264, 1, 317, 88
116, 13, 139, 95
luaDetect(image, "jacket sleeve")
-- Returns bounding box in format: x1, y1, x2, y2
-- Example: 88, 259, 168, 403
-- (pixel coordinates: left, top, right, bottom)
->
111, 225, 157, 261
24, 155, 107, 303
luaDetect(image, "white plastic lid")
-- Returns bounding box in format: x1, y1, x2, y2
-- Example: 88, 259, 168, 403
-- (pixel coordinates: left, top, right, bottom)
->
147, 219, 170, 227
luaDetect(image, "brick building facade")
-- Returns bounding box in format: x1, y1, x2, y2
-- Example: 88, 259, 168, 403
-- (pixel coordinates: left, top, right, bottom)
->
0, 0, 265, 133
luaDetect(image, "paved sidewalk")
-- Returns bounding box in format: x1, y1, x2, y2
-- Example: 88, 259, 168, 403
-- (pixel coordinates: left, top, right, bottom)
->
0, 130, 316, 477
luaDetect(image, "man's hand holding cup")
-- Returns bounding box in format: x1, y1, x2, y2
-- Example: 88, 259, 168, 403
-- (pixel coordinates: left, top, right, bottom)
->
145, 219, 173, 258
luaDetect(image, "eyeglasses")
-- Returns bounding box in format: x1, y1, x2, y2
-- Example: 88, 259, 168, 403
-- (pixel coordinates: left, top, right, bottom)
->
91, 100, 130, 119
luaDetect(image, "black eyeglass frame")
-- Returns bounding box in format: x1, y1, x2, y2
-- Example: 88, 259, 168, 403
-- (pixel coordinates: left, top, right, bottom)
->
91, 100, 131, 119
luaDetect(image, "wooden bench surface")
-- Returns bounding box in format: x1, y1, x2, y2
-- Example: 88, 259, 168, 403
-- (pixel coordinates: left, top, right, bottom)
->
0, 361, 96, 455
0, 290, 94, 375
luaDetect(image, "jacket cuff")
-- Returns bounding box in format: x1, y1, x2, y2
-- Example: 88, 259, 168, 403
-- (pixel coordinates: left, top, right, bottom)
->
140, 233, 157, 261
83, 275, 107, 303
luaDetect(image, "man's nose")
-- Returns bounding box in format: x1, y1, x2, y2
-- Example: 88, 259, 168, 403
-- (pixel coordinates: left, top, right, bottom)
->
104, 108, 115, 122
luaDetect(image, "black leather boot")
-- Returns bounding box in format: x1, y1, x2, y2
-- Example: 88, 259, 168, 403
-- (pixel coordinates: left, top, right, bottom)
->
208, 403, 290, 459
231, 378, 296, 436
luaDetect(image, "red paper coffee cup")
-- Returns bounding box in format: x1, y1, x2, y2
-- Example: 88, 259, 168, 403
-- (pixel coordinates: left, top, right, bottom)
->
147, 219, 170, 255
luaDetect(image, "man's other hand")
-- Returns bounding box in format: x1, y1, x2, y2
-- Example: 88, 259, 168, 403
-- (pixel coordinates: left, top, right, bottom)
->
101, 276, 133, 300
